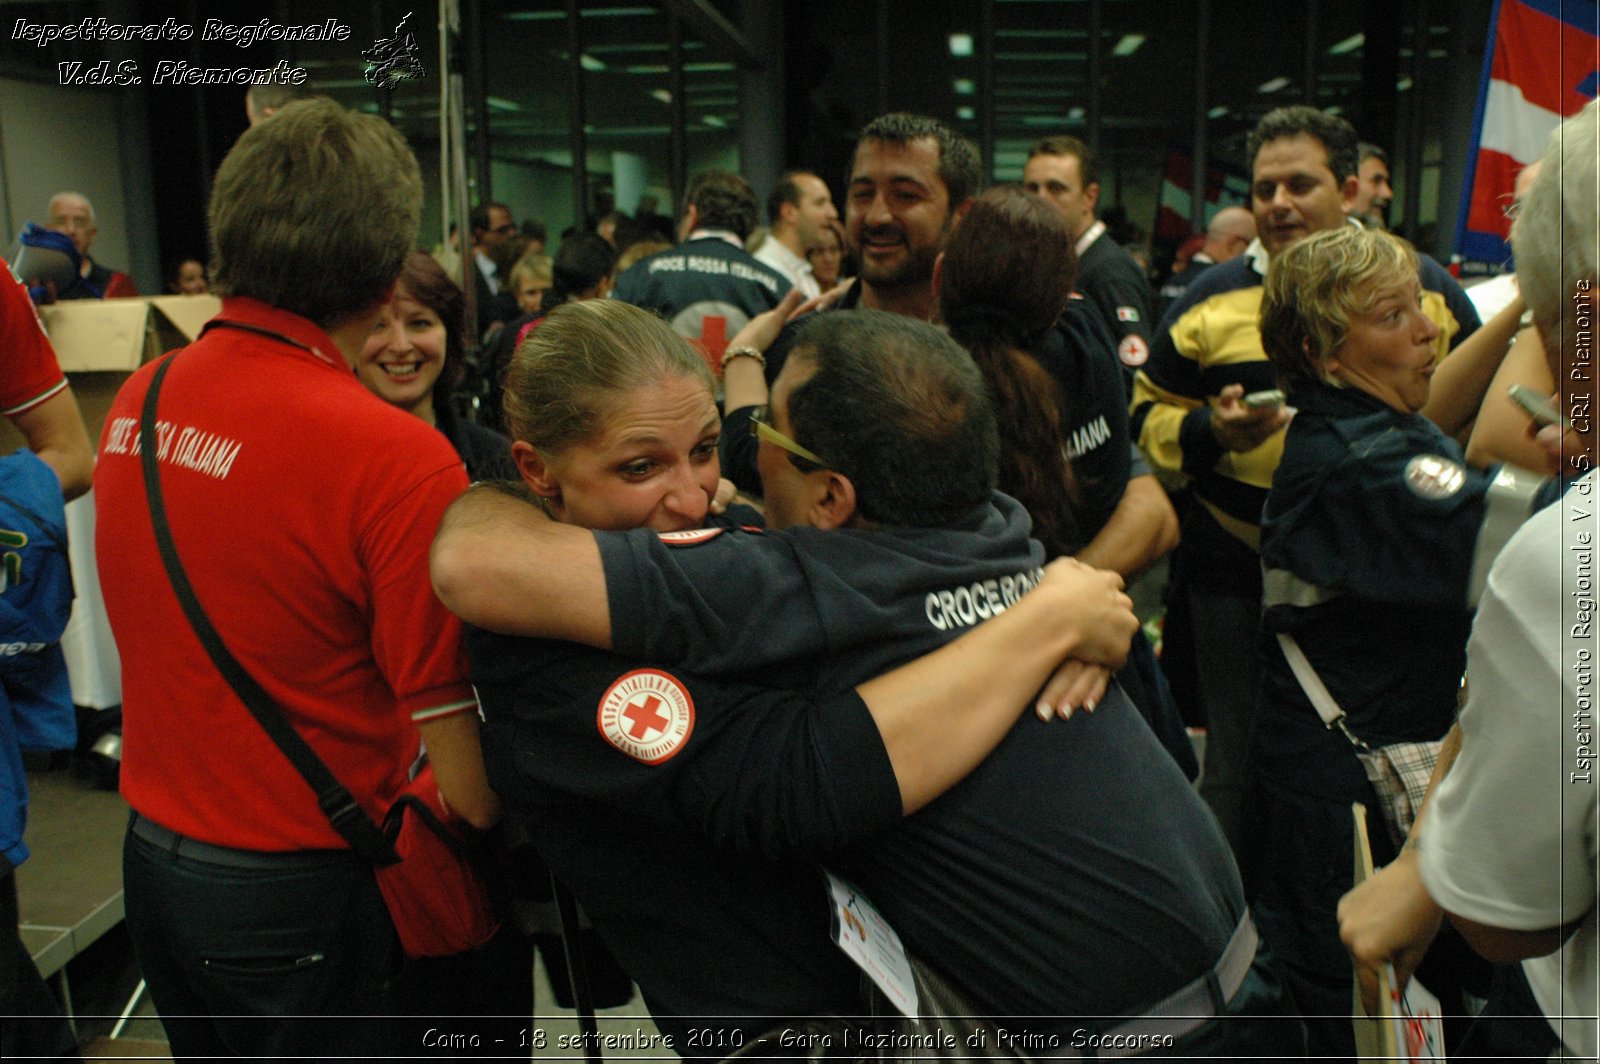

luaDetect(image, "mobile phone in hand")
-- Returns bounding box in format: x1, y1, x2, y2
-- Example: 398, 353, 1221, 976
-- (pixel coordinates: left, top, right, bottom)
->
1242, 388, 1285, 410
1508, 383, 1570, 429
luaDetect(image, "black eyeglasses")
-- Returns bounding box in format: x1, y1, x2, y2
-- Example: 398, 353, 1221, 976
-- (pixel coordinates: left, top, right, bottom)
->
749, 405, 828, 470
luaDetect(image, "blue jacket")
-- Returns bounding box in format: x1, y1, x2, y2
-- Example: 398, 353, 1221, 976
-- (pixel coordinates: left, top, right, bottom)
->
1253, 380, 1543, 791
0, 449, 75, 871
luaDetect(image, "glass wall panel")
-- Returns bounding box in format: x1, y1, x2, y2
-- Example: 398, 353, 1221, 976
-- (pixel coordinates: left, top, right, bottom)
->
990, 0, 1200, 265
482, 1, 582, 242
577, 5, 673, 231
681, 28, 742, 189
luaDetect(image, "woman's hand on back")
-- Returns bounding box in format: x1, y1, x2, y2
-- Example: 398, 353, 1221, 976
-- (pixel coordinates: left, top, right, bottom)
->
1033, 557, 1138, 670
728, 287, 808, 355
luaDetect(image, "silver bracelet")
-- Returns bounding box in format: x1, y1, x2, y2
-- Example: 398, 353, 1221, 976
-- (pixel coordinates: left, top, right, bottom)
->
722, 345, 766, 370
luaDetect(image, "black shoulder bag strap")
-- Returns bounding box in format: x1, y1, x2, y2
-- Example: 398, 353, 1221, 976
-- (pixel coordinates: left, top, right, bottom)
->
138, 350, 397, 866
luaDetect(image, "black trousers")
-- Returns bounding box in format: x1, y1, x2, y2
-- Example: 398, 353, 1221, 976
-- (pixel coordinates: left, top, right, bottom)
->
123, 818, 404, 1059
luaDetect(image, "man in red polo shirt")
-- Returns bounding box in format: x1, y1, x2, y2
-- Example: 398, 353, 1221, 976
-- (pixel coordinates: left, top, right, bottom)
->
94, 98, 498, 1059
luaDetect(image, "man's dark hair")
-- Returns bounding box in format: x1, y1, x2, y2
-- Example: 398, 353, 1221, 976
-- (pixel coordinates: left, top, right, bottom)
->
610, 215, 653, 256
520, 218, 548, 242
548, 232, 616, 308
682, 170, 760, 240
767, 171, 812, 225
470, 201, 510, 235
1357, 141, 1389, 169
786, 310, 999, 528
857, 113, 984, 207
1247, 106, 1360, 183
1027, 135, 1098, 190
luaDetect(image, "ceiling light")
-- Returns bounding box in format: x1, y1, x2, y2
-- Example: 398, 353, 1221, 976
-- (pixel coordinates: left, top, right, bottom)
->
953, 78, 975, 95
588, 42, 670, 54
650, 88, 672, 104
505, 6, 652, 18
996, 29, 1084, 40
1397, 76, 1414, 91
949, 34, 974, 57
1257, 76, 1290, 93
1327, 33, 1365, 55
1111, 34, 1145, 57
703, 115, 727, 128
996, 51, 1087, 61
957, 106, 975, 120
1207, 105, 1228, 118
579, 54, 607, 72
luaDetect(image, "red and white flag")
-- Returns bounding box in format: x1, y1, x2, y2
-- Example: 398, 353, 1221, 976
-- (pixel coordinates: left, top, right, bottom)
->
1457, 0, 1598, 266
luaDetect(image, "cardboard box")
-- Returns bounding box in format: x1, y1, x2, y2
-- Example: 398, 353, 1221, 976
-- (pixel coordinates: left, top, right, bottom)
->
0, 294, 220, 453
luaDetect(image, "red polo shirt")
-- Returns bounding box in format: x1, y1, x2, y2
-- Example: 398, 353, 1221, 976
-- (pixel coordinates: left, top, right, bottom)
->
0, 258, 68, 417
95, 297, 475, 851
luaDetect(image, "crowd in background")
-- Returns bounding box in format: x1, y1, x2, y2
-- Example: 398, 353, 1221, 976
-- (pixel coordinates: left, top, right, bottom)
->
0, 78, 1594, 1063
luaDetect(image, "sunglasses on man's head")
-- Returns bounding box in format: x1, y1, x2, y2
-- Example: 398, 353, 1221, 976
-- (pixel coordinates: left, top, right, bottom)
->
749, 405, 828, 471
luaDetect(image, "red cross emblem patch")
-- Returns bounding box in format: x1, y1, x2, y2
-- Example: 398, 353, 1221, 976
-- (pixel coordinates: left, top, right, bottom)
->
1118, 334, 1149, 367
597, 669, 696, 764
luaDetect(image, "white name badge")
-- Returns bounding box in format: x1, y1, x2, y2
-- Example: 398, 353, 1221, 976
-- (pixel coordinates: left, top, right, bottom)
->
824, 870, 918, 1017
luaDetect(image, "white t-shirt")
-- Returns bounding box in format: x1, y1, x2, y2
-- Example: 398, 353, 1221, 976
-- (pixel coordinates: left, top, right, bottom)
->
1423, 471, 1599, 1061
752, 233, 820, 300
1465, 271, 1521, 325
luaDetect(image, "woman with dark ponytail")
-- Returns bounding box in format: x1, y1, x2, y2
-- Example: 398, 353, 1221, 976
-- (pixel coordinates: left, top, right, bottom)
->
940, 184, 1195, 778
940, 189, 1088, 558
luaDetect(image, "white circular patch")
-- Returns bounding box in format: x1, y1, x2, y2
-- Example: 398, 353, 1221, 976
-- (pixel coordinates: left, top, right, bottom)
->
597, 669, 696, 764
671, 300, 749, 351
1404, 454, 1466, 500
1118, 334, 1150, 367
656, 527, 725, 546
